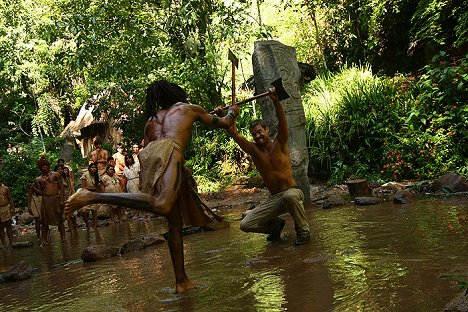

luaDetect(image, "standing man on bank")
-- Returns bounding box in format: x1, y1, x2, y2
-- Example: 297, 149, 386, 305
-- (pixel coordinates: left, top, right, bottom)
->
0, 180, 15, 247
223, 88, 310, 245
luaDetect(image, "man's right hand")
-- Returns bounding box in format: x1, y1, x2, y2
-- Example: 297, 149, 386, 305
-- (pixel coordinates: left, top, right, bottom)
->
212, 106, 225, 117
268, 87, 279, 103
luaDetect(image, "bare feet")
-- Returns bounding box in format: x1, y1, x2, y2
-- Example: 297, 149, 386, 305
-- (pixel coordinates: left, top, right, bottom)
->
175, 279, 197, 294
65, 188, 94, 217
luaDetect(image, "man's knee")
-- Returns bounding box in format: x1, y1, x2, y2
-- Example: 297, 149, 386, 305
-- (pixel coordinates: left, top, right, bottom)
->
282, 191, 302, 206
240, 218, 256, 233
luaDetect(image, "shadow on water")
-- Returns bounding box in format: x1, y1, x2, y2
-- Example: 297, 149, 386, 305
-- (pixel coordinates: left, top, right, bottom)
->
0, 197, 466, 311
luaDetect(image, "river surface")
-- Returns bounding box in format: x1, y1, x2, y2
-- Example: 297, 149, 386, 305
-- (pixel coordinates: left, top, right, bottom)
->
0, 197, 466, 312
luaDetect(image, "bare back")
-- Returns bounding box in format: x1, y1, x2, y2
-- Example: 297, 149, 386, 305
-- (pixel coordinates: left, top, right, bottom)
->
144, 103, 234, 149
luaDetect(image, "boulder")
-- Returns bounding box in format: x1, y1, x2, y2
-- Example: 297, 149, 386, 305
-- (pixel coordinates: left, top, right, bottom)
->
203, 220, 230, 231
354, 197, 380, 205
374, 182, 404, 194
322, 194, 346, 209
11, 241, 33, 249
253, 40, 310, 204
17, 213, 35, 226
0, 261, 33, 283
393, 190, 417, 204
81, 245, 119, 262
120, 239, 145, 254
431, 173, 468, 193
142, 234, 166, 247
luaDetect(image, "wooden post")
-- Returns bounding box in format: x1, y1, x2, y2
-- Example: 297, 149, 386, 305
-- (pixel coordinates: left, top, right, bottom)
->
345, 179, 372, 198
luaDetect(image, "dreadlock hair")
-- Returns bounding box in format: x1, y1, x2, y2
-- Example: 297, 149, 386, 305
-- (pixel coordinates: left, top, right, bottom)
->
145, 80, 188, 119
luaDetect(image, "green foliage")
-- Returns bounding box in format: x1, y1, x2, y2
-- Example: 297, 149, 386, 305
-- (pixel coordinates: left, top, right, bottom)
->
410, 0, 467, 49
0, 137, 66, 207
305, 53, 467, 184
185, 104, 258, 192
304, 66, 407, 183
382, 52, 468, 180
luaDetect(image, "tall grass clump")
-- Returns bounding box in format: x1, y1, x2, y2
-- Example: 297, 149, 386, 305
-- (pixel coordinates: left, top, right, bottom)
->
303, 66, 409, 184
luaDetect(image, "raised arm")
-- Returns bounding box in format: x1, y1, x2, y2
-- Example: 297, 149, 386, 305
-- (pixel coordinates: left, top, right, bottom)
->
269, 88, 288, 145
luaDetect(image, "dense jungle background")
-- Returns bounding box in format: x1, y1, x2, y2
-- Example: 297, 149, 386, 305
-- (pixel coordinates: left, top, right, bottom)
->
0, 0, 467, 205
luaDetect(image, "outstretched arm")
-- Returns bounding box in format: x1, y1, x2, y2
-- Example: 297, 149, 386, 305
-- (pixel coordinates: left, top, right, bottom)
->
195, 104, 239, 129
226, 118, 255, 155
269, 88, 288, 146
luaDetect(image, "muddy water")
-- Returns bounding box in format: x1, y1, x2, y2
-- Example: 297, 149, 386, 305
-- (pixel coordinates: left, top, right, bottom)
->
0, 198, 466, 312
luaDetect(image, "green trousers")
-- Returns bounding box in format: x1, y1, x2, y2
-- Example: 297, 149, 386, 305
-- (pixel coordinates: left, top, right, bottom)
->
240, 188, 310, 237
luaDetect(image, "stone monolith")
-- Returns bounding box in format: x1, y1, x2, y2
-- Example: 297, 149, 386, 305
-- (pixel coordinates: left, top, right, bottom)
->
252, 40, 310, 203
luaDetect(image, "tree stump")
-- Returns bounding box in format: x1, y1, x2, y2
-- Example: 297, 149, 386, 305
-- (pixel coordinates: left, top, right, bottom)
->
345, 179, 372, 197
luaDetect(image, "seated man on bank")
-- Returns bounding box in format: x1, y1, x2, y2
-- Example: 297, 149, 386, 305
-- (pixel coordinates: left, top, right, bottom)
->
222, 88, 310, 246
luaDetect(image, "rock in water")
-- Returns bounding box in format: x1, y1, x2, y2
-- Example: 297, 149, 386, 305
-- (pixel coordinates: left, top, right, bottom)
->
1, 261, 33, 283
322, 195, 346, 209
444, 291, 468, 312
142, 233, 166, 247
393, 190, 417, 204
120, 239, 145, 254
81, 245, 119, 262
354, 197, 380, 205
431, 173, 468, 193
203, 220, 230, 231
11, 241, 33, 248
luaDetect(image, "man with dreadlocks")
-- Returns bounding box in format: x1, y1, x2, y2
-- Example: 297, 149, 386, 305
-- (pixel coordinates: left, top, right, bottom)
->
65, 80, 238, 293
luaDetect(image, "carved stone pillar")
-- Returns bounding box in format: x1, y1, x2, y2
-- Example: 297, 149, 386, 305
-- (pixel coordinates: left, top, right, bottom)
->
252, 40, 310, 204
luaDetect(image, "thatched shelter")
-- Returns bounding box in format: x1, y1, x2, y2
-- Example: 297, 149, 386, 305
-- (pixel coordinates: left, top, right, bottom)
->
61, 104, 123, 158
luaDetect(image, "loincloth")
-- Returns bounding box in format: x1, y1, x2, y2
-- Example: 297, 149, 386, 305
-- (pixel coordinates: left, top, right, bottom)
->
41, 196, 63, 226
29, 195, 42, 218
0, 204, 12, 222
139, 138, 222, 227
178, 175, 223, 227
139, 138, 182, 195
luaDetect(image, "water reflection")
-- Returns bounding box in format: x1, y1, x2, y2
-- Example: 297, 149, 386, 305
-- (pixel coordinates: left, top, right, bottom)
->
0, 198, 466, 311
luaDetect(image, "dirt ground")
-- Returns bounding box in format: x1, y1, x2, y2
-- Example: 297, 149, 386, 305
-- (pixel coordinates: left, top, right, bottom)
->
200, 183, 349, 210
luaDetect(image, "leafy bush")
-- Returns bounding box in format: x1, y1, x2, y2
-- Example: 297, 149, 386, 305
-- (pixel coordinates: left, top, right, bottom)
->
0, 137, 66, 207
303, 66, 409, 184
184, 103, 258, 192
382, 52, 468, 179
304, 53, 467, 184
